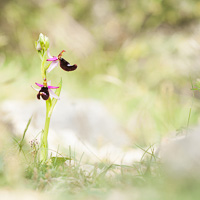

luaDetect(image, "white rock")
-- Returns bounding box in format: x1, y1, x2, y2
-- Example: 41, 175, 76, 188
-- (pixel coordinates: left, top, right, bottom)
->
159, 128, 200, 179
0, 99, 143, 165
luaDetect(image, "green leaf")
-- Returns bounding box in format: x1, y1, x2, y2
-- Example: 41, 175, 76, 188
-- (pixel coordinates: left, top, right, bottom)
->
51, 156, 71, 166
48, 78, 62, 118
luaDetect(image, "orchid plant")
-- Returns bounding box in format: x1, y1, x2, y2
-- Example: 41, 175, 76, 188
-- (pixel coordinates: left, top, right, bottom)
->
33, 33, 77, 163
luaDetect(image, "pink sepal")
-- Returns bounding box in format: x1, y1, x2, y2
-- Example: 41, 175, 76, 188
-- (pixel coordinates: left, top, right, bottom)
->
35, 82, 44, 87
47, 56, 58, 61
48, 85, 59, 89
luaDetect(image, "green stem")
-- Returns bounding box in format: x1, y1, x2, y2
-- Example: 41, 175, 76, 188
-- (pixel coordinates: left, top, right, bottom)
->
40, 99, 51, 163
41, 51, 47, 80
39, 51, 50, 163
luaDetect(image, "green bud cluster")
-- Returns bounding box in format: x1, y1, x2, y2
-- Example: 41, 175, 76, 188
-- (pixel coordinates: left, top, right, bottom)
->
35, 33, 49, 59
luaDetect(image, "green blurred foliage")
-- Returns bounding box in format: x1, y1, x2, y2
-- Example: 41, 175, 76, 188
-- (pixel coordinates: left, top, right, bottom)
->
1, 0, 200, 145
1, 0, 200, 54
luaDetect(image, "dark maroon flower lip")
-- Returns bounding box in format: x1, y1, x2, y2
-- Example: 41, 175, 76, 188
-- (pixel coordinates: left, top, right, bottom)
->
46, 49, 77, 72
59, 58, 77, 71
31, 81, 60, 100
37, 86, 49, 100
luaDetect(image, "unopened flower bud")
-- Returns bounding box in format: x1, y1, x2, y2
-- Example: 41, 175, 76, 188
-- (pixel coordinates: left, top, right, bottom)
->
36, 42, 42, 51
44, 36, 49, 50
35, 33, 49, 52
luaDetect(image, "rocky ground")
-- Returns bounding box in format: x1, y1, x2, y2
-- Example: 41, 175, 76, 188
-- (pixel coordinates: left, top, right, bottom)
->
0, 97, 144, 165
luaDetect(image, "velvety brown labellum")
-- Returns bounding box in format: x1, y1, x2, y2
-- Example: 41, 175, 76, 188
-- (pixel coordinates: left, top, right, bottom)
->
37, 87, 49, 100
59, 57, 77, 71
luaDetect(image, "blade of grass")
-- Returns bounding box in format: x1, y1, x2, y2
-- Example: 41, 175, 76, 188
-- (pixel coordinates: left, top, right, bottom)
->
187, 76, 194, 134
19, 116, 32, 152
